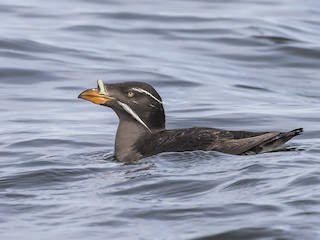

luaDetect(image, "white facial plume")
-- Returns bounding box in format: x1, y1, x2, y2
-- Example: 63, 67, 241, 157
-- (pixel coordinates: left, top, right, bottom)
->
117, 101, 151, 132
131, 87, 162, 104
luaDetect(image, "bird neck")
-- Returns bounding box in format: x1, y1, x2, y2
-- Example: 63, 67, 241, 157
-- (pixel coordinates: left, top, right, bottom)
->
115, 120, 151, 162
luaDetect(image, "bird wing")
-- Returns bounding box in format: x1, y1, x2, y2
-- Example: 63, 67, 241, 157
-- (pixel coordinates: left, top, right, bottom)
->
211, 132, 279, 154
136, 127, 278, 157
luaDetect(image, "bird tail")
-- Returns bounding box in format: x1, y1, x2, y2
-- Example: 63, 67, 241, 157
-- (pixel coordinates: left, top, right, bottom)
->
245, 128, 303, 154
280, 128, 303, 140
287, 128, 304, 136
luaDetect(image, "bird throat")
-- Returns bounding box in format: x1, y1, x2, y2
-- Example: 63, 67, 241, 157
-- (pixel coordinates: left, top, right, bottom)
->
115, 119, 147, 162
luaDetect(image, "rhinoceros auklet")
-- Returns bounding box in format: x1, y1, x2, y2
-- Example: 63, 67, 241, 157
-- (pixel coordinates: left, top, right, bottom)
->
78, 79, 303, 162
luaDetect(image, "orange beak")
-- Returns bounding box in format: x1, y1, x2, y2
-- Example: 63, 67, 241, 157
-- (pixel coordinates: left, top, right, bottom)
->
78, 79, 113, 105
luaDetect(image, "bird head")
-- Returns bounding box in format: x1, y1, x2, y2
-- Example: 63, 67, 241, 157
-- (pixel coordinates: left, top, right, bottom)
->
78, 79, 166, 131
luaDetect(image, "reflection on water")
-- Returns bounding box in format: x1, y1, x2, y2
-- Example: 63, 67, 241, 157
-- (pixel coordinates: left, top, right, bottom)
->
1, 0, 320, 239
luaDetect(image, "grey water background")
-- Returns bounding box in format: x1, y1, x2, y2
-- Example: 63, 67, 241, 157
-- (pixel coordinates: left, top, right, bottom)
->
1, 0, 320, 239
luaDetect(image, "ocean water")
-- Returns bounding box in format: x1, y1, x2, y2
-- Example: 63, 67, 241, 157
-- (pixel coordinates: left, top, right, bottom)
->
1, 0, 320, 239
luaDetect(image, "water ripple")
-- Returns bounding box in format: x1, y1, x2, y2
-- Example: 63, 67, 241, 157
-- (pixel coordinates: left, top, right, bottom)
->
8, 138, 105, 148
1, 0, 320, 239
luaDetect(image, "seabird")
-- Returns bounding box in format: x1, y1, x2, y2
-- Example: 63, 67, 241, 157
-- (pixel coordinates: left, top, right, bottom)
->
78, 79, 303, 162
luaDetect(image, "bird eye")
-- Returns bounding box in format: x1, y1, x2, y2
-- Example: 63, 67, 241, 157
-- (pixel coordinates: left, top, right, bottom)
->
127, 91, 135, 98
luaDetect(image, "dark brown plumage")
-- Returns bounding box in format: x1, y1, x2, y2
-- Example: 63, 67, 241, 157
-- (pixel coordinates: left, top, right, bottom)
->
136, 127, 303, 159
78, 80, 303, 162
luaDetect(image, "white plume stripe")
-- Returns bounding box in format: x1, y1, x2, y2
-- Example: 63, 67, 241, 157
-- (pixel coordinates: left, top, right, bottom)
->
131, 87, 162, 104
117, 101, 151, 132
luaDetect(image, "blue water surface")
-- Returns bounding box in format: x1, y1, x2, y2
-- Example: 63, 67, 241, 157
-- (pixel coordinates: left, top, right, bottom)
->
1, 0, 320, 239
